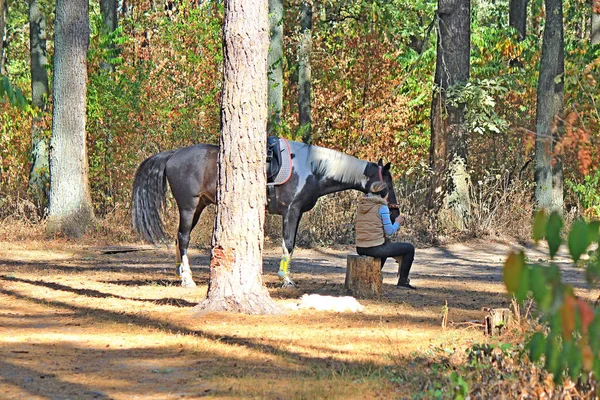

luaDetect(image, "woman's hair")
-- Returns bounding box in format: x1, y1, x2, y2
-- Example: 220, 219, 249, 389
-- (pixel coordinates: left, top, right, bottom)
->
370, 181, 388, 198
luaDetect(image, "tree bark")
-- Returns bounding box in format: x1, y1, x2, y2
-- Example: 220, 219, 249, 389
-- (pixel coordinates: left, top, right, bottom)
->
100, 0, 117, 72
28, 0, 50, 210
47, 0, 94, 238
592, 0, 600, 45
197, 0, 279, 315
267, 0, 283, 134
0, 0, 7, 75
298, 1, 312, 144
534, 0, 564, 211
427, 0, 471, 229
509, 0, 528, 40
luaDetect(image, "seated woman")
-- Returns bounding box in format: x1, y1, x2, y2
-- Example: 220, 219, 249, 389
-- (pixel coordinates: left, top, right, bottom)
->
355, 181, 416, 289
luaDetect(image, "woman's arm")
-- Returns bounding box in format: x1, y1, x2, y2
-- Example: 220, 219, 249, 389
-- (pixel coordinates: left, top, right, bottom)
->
379, 205, 400, 236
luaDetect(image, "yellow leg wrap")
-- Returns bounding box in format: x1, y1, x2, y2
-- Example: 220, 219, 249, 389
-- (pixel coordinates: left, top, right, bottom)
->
278, 256, 289, 279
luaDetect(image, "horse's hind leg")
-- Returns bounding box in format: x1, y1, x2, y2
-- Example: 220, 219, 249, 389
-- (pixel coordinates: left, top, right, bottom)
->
176, 200, 206, 288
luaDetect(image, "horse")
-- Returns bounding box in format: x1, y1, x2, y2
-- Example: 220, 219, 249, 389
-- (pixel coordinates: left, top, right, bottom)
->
131, 138, 399, 288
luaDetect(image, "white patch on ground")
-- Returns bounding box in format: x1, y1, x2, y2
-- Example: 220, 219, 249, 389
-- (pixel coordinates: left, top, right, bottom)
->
286, 294, 365, 313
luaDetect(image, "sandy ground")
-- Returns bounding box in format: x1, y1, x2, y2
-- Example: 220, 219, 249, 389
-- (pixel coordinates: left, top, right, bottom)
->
0, 239, 597, 399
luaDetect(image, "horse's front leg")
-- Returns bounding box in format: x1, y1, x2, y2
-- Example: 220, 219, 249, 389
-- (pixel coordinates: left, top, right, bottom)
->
277, 241, 295, 288
278, 207, 302, 288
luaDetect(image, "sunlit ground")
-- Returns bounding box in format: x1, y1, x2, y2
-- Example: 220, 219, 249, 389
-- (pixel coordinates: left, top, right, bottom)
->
0, 240, 597, 399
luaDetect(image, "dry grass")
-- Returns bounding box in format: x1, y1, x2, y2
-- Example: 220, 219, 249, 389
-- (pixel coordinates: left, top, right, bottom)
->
1, 238, 598, 399
0, 241, 483, 399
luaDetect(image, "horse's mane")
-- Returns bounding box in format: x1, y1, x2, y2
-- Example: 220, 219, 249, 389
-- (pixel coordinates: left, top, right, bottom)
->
305, 145, 368, 185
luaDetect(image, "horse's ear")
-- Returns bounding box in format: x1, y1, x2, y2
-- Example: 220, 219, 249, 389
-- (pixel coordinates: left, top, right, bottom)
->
377, 158, 383, 167
383, 162, 391, 171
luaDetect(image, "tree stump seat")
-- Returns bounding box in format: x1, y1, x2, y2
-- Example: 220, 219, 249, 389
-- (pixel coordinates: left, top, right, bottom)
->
345, 254, 382, 298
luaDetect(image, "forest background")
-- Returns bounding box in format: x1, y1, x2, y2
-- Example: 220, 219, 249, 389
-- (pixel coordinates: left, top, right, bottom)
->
0, 0, 599, 245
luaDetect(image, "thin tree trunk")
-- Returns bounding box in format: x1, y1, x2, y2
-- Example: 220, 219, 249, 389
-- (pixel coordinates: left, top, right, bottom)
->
197, 0, 279, 315
534, 0, 564, 211
99, 0, 118, 213
100, 0, 118, 72
552, 24, 564, 211
427, 0, 471, 230
592, 0, 600, 45
47, 0, 94, 238
267, 0, 283, 134
28, 0, 50, 211
509, 0, 528, 40
121, 0, 130, 18
0, 0, 7, 75
531, 0, 541, 37
298, 1, 312, 144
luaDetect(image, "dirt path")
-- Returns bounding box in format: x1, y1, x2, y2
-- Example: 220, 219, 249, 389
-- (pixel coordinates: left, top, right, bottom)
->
0, 239, 597, 399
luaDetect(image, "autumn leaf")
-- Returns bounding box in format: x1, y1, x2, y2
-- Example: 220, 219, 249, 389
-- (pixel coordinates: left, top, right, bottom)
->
503, 251, 525, 295
576, 298, 594, 335
533, 210, 547, 243
561, 293, 577, 341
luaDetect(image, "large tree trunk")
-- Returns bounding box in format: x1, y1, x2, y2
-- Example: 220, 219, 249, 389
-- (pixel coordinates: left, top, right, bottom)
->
534, 0, 564, 211
592, 0, 600, 45
47, 0, 94, 238
197, 0, 279, 315
509, 0, 528, 40
28, 0, 50, 211
267, 0, 283, 133
0, 0, 7, 75
427, 0, 471, 230
298, 1, 312, 144
100, 0, 118, 72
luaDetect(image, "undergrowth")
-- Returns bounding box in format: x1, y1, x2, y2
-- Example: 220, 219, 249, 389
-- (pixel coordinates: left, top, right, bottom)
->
391, 338, 598, 399
0, 176, 539, 247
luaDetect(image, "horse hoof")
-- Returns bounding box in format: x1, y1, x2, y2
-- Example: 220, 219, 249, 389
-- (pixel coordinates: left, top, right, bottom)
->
280, 276, 297, 289
181, 278, 196, 288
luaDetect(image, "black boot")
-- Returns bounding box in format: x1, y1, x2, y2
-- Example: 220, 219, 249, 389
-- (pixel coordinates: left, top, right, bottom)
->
397, 277, 416, 290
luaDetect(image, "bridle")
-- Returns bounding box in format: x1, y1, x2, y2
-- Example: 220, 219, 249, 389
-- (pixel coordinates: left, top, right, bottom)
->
377, 165, 399, 210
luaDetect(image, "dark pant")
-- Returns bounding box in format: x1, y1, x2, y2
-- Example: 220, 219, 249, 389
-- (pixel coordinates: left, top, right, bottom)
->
356, 241, 415, 283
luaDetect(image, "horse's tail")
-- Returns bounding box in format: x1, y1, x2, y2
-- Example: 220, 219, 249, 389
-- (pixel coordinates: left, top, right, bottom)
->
131, 149, 176, 244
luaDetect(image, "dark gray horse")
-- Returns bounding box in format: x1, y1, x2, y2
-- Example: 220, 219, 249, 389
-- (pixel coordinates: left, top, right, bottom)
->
131, 139, 399, 287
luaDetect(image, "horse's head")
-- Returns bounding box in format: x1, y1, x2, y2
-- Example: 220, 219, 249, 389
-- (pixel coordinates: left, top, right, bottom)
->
366, 159, 400, 221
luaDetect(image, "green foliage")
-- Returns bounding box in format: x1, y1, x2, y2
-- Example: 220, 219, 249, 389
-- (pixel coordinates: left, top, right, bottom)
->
85, 1, 223, 214
449, 371, 469, 400
305, 0, 435, 172
0, 0, 597, 244
0, 76, 29, 110
391, 341, 595, 399
445, 79, 508, 135
566, 170, 600, 220
504, 210, 600, 383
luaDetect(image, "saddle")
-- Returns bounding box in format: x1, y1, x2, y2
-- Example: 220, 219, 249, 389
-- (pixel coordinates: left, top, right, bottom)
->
266, 136, 282, 182
266, 136, 292, 185
266, 137, 293, 214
